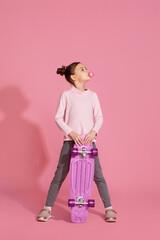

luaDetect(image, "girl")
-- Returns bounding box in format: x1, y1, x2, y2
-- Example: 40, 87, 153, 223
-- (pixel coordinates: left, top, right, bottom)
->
36, 62, 118, 222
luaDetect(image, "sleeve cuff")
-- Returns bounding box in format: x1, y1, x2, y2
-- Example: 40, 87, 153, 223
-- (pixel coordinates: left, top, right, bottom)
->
65, 127, 74, 135
91, 128, 98, 136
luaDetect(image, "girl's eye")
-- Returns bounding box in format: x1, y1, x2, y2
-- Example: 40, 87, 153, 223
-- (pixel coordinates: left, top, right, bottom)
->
81, 68, 87, 71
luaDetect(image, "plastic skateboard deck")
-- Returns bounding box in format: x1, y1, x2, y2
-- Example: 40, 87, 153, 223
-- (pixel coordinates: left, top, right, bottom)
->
68, 133, 98, 223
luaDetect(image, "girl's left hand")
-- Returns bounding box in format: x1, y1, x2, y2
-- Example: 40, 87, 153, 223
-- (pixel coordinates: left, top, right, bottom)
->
84, 130, 97, 145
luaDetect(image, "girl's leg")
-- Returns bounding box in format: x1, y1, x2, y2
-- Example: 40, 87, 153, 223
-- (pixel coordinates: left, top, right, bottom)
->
45, 140, 75, 207
92, 142, 112, 208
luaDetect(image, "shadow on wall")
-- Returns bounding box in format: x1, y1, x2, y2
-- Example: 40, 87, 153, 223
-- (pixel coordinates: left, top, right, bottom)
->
0, 85, 51, 214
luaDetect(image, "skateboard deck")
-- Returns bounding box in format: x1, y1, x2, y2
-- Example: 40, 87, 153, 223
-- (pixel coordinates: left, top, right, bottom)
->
68, 133, 98, 223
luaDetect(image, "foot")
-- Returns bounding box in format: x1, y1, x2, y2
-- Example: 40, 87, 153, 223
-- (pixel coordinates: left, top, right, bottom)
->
36, 208, 52, 222
105, 209, 118, 222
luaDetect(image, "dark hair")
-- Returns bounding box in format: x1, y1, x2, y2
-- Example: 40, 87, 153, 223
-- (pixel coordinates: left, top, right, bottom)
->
56, 62, 81, 85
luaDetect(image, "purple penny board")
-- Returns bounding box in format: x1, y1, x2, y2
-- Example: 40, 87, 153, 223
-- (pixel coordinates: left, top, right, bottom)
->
68, 133, 98, 223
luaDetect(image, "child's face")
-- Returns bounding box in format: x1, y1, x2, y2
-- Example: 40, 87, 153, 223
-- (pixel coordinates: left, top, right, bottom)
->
71, 63, 91, 84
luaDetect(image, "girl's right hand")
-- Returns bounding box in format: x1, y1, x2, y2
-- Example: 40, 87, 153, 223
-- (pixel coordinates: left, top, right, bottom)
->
68, 131, 84, 147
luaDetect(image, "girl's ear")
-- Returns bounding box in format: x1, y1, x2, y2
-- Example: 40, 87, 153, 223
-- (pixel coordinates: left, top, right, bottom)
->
70, 74, 76, 81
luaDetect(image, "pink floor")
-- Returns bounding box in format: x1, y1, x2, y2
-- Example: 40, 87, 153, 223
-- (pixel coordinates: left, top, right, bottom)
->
1, 185, 159, 240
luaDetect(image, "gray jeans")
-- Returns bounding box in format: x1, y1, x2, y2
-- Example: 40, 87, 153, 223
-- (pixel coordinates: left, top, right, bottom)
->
45, 141, 112, 208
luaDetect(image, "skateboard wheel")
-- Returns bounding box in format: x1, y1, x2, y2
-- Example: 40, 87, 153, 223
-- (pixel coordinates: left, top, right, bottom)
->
91, 148, 98, 157
71, 148, 78, 157
68, 199, 75, 207
88, 199, 95, 207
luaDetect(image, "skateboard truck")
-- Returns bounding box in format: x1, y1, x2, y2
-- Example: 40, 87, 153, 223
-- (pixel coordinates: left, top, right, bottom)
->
68, 197, 95, 208
76, 196, 86, 207
80, 147, 90, 158
72, 146, 97, 159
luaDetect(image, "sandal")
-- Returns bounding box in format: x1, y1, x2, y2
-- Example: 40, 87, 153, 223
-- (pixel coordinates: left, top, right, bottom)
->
105, 209, 118, 222
36, 208, 52, 222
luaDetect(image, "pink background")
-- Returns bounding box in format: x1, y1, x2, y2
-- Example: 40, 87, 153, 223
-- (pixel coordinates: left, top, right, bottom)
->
0, 0, 160, 239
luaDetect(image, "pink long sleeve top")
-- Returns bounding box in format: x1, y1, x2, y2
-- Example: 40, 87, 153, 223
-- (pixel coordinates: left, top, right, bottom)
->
54, 84, 103, 143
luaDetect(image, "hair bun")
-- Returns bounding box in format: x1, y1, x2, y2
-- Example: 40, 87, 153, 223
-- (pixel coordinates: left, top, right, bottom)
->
56, 65, 67, 76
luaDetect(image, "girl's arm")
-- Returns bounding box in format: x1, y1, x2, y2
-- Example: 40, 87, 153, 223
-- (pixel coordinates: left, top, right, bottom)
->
54, 91, 73, 136
91, 93, 103, 135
